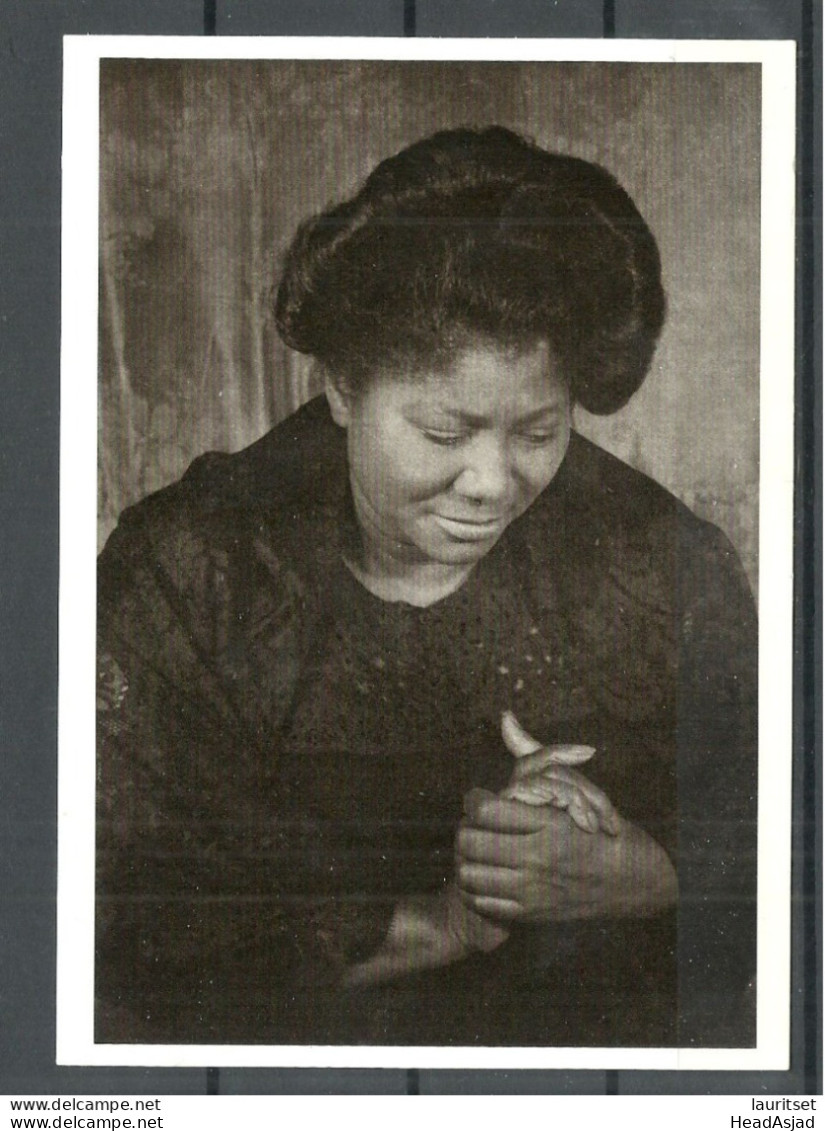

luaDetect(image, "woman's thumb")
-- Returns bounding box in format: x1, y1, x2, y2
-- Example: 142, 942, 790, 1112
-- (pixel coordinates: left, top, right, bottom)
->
501, 711, 543, 758
501, 711, 597, 767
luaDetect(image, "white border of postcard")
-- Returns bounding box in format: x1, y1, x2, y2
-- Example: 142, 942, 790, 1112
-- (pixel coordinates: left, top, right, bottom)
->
57, 34, 797, 1070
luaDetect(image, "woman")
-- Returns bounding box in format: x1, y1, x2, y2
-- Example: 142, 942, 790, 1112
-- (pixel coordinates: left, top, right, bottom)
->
96, 126, 757, 1048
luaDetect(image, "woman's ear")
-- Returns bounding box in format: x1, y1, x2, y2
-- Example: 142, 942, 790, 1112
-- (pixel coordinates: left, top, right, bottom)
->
324, 370, 352, 429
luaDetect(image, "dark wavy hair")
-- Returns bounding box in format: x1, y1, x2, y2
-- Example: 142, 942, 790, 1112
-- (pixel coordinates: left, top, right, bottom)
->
275, 126, 666, 415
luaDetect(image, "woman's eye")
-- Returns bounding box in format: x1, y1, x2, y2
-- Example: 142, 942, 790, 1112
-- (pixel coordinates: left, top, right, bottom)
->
422, 430, 464, 447
520, 432, 557, 446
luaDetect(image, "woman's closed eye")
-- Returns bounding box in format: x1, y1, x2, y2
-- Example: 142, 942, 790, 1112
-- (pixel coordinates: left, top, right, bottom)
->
421, 429, 467, 447
519, 430, 559, 446
421, 428, 559, 448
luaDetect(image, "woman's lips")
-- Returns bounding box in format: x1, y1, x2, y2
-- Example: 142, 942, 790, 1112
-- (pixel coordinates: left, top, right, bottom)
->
433, 514, 506, 540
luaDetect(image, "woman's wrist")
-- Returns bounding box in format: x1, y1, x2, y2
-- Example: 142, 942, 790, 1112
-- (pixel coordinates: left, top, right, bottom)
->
607, 818, 678, 917
342, 887, 508, 988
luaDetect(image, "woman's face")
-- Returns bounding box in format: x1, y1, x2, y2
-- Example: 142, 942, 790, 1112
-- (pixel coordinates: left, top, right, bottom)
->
327, 339, 571, 573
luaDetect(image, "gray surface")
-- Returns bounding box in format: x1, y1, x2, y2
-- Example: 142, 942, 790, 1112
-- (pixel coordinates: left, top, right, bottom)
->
418, 1070, 610, 1094
0, 0, 207, 1097
615, 0, 801, 39
416, 0, 605, 37
218, 1069, 408, 1094
217, 0, 403, 36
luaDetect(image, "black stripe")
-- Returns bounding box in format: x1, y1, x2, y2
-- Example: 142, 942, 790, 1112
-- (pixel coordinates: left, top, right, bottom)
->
797, 0, 821, 1096
204, 0, 217, 36
602, 0, 615, 38
404, 0, 416, 37
206, 1067, 220, 1094
406, 1067, 420, 1094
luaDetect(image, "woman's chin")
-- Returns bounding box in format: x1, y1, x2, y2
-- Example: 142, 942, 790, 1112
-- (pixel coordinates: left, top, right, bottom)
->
420, 531, 502, 565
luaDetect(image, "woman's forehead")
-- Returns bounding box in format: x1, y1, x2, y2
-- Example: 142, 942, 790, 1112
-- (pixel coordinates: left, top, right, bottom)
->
378, 340, 569, 419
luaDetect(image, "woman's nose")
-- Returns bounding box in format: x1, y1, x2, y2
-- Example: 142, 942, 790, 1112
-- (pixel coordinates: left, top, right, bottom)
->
454, 436, 511, 503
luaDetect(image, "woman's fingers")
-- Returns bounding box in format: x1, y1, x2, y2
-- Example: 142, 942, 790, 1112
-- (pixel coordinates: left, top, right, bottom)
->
463, 789, 548, 832
503, 780, 558, 807
461, 895, 522, 920
458, 862, 522, 897
509, 747, 597, 779
501, 779, 592, 832
543, 743, 597, 766
505, 764, 621, 837
546, 768, 621, 835
458, 824, 540, 866
567, 791, 601, 833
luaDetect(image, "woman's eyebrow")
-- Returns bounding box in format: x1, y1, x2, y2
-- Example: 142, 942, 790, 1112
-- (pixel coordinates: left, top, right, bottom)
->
512, 404, 566, 425
408, 403, 565, 426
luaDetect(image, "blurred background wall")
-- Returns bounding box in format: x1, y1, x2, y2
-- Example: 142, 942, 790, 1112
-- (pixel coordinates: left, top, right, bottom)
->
98, 59, 760, 590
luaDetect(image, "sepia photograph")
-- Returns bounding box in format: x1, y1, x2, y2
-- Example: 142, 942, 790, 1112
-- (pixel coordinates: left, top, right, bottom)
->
56, 38, 796, 1070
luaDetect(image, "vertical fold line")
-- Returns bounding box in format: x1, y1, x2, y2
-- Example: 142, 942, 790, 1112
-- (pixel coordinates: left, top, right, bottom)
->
798, 0, 820, 1096
404, 0, 416, 37
603, 0, 616, 38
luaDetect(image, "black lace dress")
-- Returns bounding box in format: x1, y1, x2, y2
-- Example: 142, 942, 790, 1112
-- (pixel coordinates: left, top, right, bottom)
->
95, 397, 756, 1047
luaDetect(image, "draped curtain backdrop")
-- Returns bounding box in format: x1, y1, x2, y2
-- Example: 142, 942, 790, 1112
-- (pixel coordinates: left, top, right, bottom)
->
98, 60, 760, 591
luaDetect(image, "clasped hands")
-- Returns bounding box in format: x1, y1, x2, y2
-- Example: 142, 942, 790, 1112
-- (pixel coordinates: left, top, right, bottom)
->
344, 714, 677, 987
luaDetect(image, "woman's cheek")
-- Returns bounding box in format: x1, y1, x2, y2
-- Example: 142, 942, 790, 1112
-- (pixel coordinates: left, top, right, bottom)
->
515, 449, 561, 503
535, 436, 570, 490
384, 436, 456, 497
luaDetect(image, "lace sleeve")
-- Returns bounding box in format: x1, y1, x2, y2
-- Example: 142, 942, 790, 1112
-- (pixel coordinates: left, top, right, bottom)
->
95, 512, 393, 1043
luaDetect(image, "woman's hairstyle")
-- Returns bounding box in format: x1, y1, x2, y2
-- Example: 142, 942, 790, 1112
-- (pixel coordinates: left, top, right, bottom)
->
275, 126, 666, 415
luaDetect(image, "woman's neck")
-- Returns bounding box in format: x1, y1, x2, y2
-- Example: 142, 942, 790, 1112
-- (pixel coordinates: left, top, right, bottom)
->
343, 550, 475, 607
